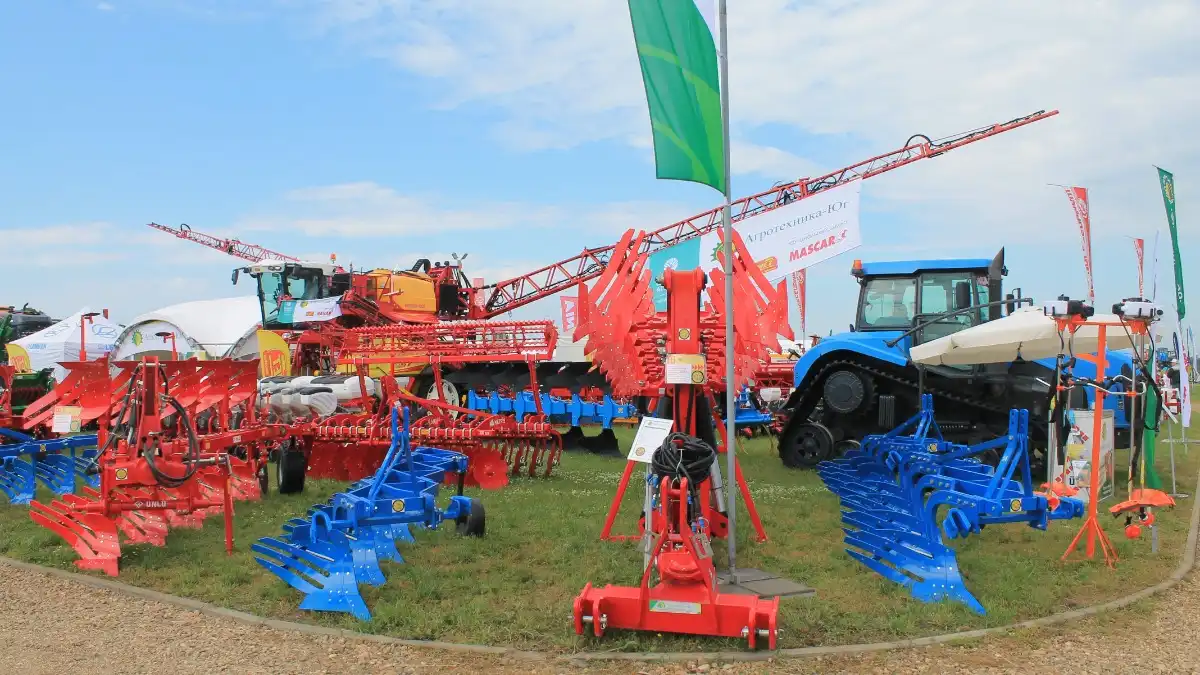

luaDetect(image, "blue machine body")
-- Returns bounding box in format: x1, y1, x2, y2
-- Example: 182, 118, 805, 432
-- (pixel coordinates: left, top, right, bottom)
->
0, 429, 99, 504
253, 406, 481, 621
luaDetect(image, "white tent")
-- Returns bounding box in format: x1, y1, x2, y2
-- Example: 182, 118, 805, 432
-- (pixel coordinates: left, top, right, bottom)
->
111, 296, 261, 362
909, 306, 1143, 366
12, 307, 122, 379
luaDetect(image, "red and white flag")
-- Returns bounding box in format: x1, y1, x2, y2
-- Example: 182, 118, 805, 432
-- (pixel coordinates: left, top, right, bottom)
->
1062, 186, 1095, 304
790, 269, 806, 336
1134, 238, 1145, 298
560, 296, 578, 334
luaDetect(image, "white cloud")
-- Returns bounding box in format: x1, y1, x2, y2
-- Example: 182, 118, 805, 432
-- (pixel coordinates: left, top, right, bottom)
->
297, 0, 1200, 242
96, 2, 115, 11
237, 180, 695, 238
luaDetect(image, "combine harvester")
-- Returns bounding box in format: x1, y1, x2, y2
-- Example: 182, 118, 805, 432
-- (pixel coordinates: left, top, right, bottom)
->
26, 357, 295, 575
817, 396, 1085, 614
150, 109, 1061, 450
573, 227, 792, 648
254, 405, 484, 621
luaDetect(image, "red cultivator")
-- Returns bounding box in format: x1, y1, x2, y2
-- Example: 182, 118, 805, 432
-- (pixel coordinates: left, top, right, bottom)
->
572, 227, 792, 648
28, 357, 294, 575
305, 375, 561, 490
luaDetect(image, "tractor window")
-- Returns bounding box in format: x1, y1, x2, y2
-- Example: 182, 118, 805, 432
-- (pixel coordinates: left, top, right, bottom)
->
976, 274, 991, 322
918, 272, 977, 315
860, 277, 917, 328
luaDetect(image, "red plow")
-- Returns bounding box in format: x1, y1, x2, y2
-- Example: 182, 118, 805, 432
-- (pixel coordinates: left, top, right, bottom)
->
572, 227, 794, 648
28, 357, 296, 575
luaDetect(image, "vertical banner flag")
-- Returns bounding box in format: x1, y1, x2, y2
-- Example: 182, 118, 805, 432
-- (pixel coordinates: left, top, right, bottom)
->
627, 0, 726, 195
1134, 237, 1145, 298
790, 269, 807, 337
1157, 168, 1186, 320
1062, 186, 1096, 304
560, 296, 579, 334
1174, 331, 1192, 428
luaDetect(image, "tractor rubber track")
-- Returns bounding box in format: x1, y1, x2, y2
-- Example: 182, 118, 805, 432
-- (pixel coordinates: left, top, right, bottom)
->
789, 357, 1017, 431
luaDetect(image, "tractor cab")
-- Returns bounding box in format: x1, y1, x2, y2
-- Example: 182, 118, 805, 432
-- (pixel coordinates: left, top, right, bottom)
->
851, 248, 1007, 349
233, 260, 346, 330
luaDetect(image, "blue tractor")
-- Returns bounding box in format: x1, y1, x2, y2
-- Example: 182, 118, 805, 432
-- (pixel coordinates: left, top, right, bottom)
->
776, 249, 1137, 469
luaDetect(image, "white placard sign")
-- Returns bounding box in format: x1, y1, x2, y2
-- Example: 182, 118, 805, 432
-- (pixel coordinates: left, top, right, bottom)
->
628, 417, 675, 463
699, 179, 863, 281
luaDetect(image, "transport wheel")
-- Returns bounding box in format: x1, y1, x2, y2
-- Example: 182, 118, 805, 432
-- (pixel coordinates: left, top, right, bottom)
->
833, 439, 860, 457
277, 440, 307, 495
779, 421, 835, 468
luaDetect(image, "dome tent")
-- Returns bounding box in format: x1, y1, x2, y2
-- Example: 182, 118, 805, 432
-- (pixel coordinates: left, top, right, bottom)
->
111, 296, 262, 362
11, 307, 122, 380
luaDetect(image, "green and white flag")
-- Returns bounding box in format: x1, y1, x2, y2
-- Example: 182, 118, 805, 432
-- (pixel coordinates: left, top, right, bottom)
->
627, 0, 726, 195
1157, 167, 1186, 319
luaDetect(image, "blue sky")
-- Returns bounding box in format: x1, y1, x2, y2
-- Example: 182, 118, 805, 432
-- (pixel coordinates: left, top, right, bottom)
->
3, 0, 1198, 341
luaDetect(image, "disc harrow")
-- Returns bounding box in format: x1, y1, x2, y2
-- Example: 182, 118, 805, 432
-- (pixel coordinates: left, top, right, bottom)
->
816, 395, 1085, 614
28, 357, 296, 575
303, 376, 561, 489
254, 405, 485, 621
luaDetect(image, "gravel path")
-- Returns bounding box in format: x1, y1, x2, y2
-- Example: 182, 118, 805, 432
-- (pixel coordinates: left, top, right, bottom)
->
0, 557, 1197, 675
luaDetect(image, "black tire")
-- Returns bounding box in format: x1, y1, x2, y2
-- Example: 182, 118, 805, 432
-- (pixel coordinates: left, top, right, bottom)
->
455, 499, 486, 537
779, 421, 835, 468
257, 460, 269, 496
277, 442, 307, 495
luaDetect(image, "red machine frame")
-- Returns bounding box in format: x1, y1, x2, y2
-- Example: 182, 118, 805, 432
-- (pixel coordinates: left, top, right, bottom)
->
27, 357, 295, 575
573, 232, 789, 647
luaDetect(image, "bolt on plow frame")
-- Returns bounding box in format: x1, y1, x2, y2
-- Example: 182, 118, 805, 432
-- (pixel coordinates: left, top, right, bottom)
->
254, 404, 485, 621
816, 395, 1085, 614
28, 356, 296, 575
573, 227, 791, 649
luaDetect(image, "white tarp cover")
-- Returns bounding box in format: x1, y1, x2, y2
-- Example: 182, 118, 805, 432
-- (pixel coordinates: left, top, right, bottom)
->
13, 307, 122, 379
909, 306, 1141, 366
112, 296, 261, 360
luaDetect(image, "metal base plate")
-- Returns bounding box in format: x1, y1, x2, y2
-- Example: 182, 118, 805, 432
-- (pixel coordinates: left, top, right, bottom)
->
716, 568, 815, 599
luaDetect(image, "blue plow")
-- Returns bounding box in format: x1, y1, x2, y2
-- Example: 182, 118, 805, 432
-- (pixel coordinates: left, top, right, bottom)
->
252, 405, 485, 621
0, 429, 99, 505
466, 390, 636, 429
817, 395, 1085, 614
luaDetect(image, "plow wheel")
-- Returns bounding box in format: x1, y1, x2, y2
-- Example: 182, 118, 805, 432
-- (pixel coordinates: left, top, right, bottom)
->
455, 499, 487, 537
468, 449, 510, 490
779, 421, 835, 468
833, 439, 860, 458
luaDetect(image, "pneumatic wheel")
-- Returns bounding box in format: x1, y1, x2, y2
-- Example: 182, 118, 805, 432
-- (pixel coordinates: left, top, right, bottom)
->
833, 439, 860, 458
779, 421, 836, 468
277, 440, 307, 495
257, 459, 269, 496
456, 500, 486, 537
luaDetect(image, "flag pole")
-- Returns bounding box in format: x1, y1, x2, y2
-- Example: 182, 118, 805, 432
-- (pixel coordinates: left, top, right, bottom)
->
716, 0, 739, 579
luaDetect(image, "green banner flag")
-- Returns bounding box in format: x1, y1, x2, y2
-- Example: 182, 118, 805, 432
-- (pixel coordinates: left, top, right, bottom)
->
627, 0, 726, 195
1157, 167, 1186, 319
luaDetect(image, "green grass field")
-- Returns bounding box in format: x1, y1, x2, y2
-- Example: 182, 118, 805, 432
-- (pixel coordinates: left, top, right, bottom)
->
0, 421, 1196, 653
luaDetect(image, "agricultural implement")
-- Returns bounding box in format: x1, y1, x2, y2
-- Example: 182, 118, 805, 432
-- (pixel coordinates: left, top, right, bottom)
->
573, 227, 790, 648
817, 395, 1085, 614
262, 320, 566, 489
0, 430, 98, 504
254, 404, 484, 621
28, 357, 295, 575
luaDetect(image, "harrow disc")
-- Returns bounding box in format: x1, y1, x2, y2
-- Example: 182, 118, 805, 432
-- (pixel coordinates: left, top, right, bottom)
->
469, 449, 510, 490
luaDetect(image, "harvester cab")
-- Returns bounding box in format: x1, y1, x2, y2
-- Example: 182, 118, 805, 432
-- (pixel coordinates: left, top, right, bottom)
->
233, 259, 344, 330
776, 249, 1136, 470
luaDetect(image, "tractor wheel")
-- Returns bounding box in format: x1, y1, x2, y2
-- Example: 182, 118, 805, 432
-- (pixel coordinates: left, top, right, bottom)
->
456, 499, 486, 537
277, 441, 307, 495
779, 421, 836, 469
822, 370, 870, 415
